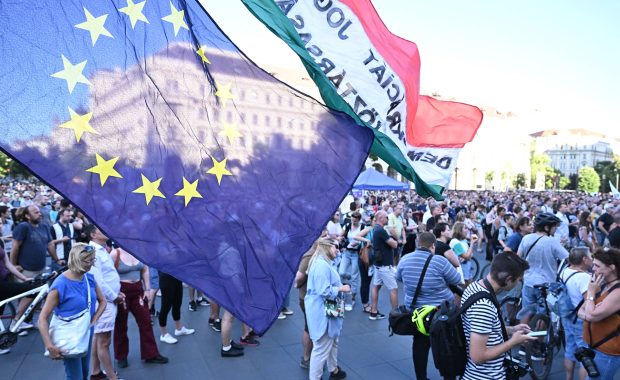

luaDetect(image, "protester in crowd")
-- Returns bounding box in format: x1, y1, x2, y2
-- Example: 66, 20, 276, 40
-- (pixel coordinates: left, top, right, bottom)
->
338, 211, 364, 311
462, 252, 535, 379
294, 239, 320, 369
326, 211, 343, 244
607, 213, 620, 249
450, 222, 478, 283
396, 232, 461, 380
559, 247, 592, 380
579, 247, 620, 380
110, 248, 168, 368
403, 208, 418, 254
597, 204, 615, 246
38, 243, 107, 380
11, 205, 63, 279
369, 210, 398, 320
387, 203, 406, 264
516, 212, 569, 324
85, 225, 124, 380
305, 238, 349, 380
1, 205, 14, 253
354, 214, 375, 313
577, 211, 597, 250
157, 270, 195, 345
50, 208, 76, 271
432, 223, 463, 279
505, 216, 532, 253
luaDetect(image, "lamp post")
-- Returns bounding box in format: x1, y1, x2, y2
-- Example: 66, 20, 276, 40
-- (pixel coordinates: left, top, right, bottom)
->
602, 174, 606, 193
454, 167, 459, 191
472, 167, 477, 190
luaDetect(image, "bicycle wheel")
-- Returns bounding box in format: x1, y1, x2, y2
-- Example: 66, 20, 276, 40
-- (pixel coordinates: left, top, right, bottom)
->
525, 313, 555, 380
479, 263, 491, 280
499, 296, 520, 326
0, 301, 16, 330
469, 257, 480, 280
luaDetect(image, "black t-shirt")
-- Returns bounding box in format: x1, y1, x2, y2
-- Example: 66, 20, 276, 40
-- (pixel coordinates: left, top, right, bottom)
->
599, 213, 614, 232
435, 240, 451, 258
426, 217, 436, 232
372, 225, 395, 266
608, 227, 620, 249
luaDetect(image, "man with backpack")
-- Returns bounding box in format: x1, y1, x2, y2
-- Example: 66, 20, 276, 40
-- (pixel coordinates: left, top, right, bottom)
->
395, 232, 461, 380
338, 211, 364, 311
559, 247, 592, 380
460, 252, 535, 379
516, 212, 569, 323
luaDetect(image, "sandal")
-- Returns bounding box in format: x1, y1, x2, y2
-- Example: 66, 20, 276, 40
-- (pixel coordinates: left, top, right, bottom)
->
362, 305, 372, 313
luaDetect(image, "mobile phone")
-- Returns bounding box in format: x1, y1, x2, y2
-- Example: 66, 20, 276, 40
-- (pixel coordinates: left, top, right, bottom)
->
527, 331, 547, 337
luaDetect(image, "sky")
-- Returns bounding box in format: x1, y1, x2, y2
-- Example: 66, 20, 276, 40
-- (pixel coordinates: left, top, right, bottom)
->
202, 0, 620, 137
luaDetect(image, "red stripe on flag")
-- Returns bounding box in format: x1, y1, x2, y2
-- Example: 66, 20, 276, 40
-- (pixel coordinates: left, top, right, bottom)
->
339, 0, 420, 133
408, 96, 483, 148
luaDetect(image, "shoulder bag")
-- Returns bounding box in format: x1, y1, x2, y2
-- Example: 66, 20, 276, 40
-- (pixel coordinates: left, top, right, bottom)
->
388, 253, 434, 336
48, 275, 92, 358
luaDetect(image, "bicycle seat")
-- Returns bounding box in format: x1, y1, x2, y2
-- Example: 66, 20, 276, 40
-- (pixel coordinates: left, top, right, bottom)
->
533, 283, 551, 290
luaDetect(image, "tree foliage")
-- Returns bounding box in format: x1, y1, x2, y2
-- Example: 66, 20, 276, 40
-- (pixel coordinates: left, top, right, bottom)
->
578, 167, 601, 193
513, 173, 527, 189
530, 152, 551, 188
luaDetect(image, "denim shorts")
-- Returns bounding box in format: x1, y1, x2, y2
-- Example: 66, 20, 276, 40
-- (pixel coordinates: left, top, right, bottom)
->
516, 285, 545, 320
149, 267, 159, 290
562, 317, 586, 362
589, 349, 620, 380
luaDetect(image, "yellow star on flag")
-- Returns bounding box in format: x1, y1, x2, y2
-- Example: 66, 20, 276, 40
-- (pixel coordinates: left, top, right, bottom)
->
219, 123, 242, 145
59, 107, 98, 142
207, 156, 232, 185
133, 174, 166, 205
196, 45, 211, 65
51, 55, 90, 94
161, 2, 188, 37
119, 0, 149, 29
75, 7, 113, 46
174, 177, 203, 206
215, 82, 235, 106
86, 154, 123, 186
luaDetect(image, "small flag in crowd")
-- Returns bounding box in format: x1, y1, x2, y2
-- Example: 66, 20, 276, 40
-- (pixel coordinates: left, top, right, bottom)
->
0, 0, 373, 333
242, 0, 484, 199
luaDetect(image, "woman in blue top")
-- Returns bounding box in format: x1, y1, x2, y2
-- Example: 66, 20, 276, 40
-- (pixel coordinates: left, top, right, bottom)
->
305, 238, 350, 380
39, 243, 106, 380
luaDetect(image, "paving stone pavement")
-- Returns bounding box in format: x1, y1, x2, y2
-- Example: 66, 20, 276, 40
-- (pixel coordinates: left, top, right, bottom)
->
2, 249, 619, 379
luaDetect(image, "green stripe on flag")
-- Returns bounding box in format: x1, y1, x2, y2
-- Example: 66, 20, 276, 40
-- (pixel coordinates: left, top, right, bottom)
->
241, 0, 444, 200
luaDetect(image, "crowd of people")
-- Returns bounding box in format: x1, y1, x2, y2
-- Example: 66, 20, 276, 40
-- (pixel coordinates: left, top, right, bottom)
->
1, 178, 620, 380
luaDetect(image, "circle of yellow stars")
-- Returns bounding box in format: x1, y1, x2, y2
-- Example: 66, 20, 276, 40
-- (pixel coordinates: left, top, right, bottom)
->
52, 0, 240, 207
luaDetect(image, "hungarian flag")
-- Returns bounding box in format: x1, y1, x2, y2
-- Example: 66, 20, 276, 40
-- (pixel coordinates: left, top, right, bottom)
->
242, 0, 483, 199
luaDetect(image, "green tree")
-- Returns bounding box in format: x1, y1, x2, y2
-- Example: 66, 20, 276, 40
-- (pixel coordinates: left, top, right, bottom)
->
513, 173, 527, 189
559, 176, 570, 189
578, 167, 601, 193
594, 156, 620, 192
530, 152, 551, 188
0, 151, 28, 178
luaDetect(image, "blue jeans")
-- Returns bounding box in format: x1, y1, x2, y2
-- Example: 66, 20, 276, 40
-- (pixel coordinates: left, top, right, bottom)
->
338, 250, 360, 305
588, 350, 620, 380
62, 330, 93, 380
516, 285, 545, 320
562, 317, 586, 361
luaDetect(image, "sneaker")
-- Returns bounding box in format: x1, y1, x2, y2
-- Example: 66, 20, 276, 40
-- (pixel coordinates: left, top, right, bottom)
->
281, 307, 294, 315
18, 330, 28, 336
230, 340, 245, 350
89, 372, 107, 380
240, 336, 260, 346
248, 330, 261, 339
277, 312, 287, 320
344, 304, 353, 312
0, 348, 10, 355
221, 346, 244, 357
209, 318, 221, 332
329, 366, 347, 379
145, 354, 169, 364
174, 326, 195, 336
159, 333, 178, 344
188, 301, 197, 312
117, 359, 128, 368
9, 319, 33, 332
197, 298, 210, 306
368, 312, 385, 320
300, 357, 310, 369
156, 290, 162, 297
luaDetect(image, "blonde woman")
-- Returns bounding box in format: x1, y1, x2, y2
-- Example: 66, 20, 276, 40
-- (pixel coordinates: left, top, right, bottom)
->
39, 243, 106, 380
305, 238, 349, 380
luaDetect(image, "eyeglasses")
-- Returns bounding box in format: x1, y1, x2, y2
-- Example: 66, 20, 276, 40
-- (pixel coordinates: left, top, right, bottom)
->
83, 257, 97, 264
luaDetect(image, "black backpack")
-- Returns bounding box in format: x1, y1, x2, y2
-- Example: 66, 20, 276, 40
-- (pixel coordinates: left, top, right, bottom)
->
429, 290, 505, 377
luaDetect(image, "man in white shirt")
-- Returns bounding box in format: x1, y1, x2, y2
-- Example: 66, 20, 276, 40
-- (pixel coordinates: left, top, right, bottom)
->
555, 203, 570, 247
86, 224, 124, 380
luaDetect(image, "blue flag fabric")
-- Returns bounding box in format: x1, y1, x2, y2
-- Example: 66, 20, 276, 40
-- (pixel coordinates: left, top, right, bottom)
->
0, 0, 373, 332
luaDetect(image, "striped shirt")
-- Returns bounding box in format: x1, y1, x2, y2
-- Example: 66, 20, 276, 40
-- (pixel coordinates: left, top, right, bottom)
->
462, 281, 505, 380
395, 249, 460, 308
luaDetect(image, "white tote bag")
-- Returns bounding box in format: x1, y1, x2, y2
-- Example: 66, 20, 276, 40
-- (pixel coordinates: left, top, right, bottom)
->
48, 275, 92, 358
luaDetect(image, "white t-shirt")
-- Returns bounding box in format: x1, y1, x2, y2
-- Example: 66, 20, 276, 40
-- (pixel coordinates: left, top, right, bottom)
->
326, 221, 343, 238
560, 267, 590, 308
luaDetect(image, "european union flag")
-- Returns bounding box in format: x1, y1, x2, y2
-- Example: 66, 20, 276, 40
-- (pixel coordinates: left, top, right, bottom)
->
0, 0, 373, 332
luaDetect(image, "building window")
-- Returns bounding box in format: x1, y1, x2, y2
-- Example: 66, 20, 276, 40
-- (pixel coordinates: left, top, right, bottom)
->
264, 115, 271, 126
252, 114, 258, 125
265, 93, 270, 104
277, 117, 282, 127
226, 111, 233, 123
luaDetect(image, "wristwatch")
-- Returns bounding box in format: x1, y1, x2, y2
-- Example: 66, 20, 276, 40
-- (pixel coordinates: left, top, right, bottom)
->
587, 295, 595, 301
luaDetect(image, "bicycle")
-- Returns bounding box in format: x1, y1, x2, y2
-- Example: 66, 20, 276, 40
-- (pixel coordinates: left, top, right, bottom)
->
521, 283, 565, 380
0, 268, 65, 350
463, 256, 480, 280
479, 262, 491, 280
